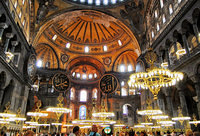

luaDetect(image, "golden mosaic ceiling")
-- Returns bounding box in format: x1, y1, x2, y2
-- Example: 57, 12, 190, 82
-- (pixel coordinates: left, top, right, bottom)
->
33, 10, 141, 73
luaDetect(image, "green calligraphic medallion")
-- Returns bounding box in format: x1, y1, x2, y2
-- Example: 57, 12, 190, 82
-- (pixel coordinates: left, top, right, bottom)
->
52, 73, 70, 92
99, 74, 119, 94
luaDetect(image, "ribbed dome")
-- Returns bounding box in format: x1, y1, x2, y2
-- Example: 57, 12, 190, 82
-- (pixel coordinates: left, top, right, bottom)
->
113, 51, 137, 72
35, 44, 59, 69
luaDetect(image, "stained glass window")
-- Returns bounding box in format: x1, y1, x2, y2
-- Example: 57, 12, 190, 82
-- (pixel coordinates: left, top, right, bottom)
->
79, 105, 86, 119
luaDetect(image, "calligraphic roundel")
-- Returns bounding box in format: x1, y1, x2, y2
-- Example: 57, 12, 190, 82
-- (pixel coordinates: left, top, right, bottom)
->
99, 74, 119, 94
52, 73, 70, 92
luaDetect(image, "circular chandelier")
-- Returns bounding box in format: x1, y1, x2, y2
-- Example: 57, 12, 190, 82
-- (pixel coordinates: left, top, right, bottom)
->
128, 49, 184, 100
158, 120, 176, 125
134, 125, 145, 128
137, 98, 162, 116
46, 107, 71, 113
172, 107, 191, 124
92, 112, 115, 118
151, 115, 169, 120
189, 114, 200, 127
27, 112, 48, 117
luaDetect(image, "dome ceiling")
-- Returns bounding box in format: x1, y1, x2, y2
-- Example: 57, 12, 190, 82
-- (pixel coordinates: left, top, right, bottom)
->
33, 10, 141, 73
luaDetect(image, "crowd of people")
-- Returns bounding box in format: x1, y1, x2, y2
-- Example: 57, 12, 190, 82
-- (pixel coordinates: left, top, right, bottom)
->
0, 125, 200, 136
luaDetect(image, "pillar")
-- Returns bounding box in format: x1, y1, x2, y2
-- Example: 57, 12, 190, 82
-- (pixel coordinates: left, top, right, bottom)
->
181, 32, 190, 55
165, 48, 170, 67
178, 90, 189, 116
192, 23, 200, 44
10, 41, 18, 53
194, 82, 200, 118
4, 33, 13, 52
164, 88, 175, 117
0, 23, 8, 44
0, 88, 4, 107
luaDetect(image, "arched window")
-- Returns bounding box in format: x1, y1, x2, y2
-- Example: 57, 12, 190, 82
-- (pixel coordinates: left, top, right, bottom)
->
70, 88, 75, 100
155, 10, 158, 18
80, 90, 87, 102
160, 0, 164, 8
157, 23, 160, 31
162, 14, 166, 23
92, 88, 97, 99
169, 4, 173, 15
79, 105, 86, 120
152, 31, 154, 38
121, 87, 128, 96
123, 105, 128, 115
178, 0, 182, 4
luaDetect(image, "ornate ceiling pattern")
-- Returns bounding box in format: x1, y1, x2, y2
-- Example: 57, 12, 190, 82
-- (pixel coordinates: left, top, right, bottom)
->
33, 10, 141, 75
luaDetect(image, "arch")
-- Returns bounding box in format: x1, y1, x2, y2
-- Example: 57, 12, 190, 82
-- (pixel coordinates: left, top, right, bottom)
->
92, 88, 98, 99
35, 43, 59, 69
112, 50, 138, 72
135, 60, 145, 72
122, 104, 132, 115
66, 56, 105, 75
79, 105, 86, 120
80, 90, 87, 102
0, 14, 6, 23
181, 20, 194, 36
70, 87, 75, 100
192, 8, 200, 24
0, 71, 6, 89
0, 80, 15, 110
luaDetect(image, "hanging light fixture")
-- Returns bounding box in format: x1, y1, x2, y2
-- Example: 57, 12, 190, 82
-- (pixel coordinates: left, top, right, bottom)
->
128, 48, 184, 100
172, 107, 191, 125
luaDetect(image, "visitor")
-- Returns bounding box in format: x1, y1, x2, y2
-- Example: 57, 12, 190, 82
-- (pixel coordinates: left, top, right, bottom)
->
140, 131, 147, 136
24, 130, 34, 136
69, 126, 80, 136
89, 125, 101, 136
193, 132, 200, 136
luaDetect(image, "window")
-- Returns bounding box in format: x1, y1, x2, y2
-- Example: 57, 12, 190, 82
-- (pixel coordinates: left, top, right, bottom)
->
92, 88, 97, 99
79, 105, 86, 120
22, 20, 25, 26
123, 105, 128, 115
120, 65, 125, 72
128, 65, 132, 72
162, 14, 166, 23
160, 0, 163, 8
19, 12, 22, 19
169, 4, 173, 14
103, 45, 108, 51
152, 31, 154, 38
103, 0, 108, 5
157, 23, 160, 31
121, 87, 128, 96
80, 90, 87, 102
66, 43, 71, 48
52, 35, 57, 41
178, 0, 181, 3
121, 81, 125, 87
45, 62, 50, 68
22, 0, 25, 5
70, 88, 75, 100
14, 1, 18, 8
118, 40, 122, 46
85, 46, 89, 53
36, 60, 42, 67
155, 10, 158, 18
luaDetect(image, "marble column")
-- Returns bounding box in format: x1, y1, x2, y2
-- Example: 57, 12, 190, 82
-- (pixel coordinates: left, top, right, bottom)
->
0, 23, 8, 44
181, 32, 190, 55
165, 88, 175, 117
178, 90, 189, 116
10, 41, 18, 53
192, 23, 200, 44
0, 88, 4, 107
165, 48, 170, 67
4, 33, 13, 52
194, 82, 200, 118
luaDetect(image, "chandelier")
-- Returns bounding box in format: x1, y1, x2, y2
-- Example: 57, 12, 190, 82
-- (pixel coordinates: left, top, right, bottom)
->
46, 93, 71, 122
189, 114, 200, 127
172, 107, 191, 125
92, 96, 115, 118
0, 102, 16, 118
128, 49, 184, 100
137, 98, 162, 116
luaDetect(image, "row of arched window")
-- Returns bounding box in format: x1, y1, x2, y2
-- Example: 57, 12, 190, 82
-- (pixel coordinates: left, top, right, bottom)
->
70, 88, 98, 102
151, 0, 184, 39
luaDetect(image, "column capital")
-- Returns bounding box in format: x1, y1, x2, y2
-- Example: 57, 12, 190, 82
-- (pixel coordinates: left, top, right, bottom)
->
11, 41, 18, 46
6, 33, 14, 39
0, 23, 8, 29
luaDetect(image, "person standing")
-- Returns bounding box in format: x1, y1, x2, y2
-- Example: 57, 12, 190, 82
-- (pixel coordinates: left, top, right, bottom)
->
89, 125, 100, 136
69, 126, 80, 136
